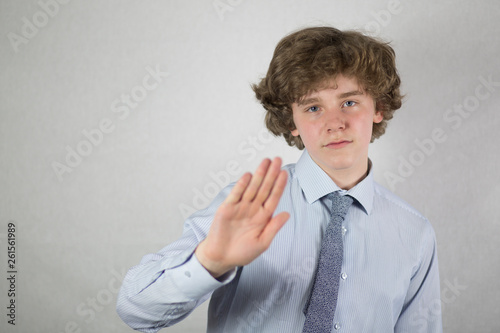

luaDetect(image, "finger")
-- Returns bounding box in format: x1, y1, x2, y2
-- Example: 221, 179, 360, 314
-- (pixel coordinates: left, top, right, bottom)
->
263, 170, 288, 211
224, 172, 252, 204
254, 157, 283, 204
241, 158, 271, 202
259, 211, 290, 248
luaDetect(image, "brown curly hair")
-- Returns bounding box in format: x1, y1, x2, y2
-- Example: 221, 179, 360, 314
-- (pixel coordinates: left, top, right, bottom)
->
252, 26, 402, 149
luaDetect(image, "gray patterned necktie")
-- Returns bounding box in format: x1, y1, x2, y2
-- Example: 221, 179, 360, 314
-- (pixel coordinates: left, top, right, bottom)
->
302, 191, 353, 333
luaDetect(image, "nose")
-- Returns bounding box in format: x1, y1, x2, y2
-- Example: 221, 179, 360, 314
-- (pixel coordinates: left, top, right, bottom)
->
325, 108, 346, 132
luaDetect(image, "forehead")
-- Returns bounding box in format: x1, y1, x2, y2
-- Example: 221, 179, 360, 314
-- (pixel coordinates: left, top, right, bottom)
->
297, 76, 366, 103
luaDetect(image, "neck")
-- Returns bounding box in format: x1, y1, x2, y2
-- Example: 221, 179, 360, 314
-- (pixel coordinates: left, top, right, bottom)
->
325, 160, 370, 190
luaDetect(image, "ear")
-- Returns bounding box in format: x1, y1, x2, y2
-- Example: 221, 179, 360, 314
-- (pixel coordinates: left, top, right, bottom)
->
373, 110, 383, 124
291, 128, 299, 137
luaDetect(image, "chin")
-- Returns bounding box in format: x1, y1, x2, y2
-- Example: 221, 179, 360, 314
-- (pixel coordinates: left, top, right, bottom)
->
321, 156, 356, 171
328, 162, 355, 171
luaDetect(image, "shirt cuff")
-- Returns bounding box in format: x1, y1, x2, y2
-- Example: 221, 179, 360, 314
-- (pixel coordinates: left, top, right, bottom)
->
168, 251, 238, 300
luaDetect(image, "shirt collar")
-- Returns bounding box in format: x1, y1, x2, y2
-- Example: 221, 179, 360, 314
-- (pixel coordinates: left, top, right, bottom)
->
295, 150, 374, 215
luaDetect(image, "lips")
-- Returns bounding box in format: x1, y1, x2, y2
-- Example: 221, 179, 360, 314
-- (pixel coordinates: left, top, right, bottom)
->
324, 140, 352, 149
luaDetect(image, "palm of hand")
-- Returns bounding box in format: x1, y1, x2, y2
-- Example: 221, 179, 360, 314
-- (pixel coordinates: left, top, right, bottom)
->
195, 158, 289, 278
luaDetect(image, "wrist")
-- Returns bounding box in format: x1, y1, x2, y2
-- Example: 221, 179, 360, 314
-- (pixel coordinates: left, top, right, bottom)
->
195, 241, 235, 279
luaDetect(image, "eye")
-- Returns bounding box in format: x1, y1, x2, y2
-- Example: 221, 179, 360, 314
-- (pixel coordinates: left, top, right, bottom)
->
343, 101, 356, 107
307, 106, 320, 112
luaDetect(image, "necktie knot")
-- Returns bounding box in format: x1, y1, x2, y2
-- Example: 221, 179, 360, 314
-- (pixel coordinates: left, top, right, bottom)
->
328, 191, 353, 219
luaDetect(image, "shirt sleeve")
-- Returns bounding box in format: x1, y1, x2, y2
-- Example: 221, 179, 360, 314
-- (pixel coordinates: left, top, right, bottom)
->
116, 185, 237, 333
394, 222, 443, 333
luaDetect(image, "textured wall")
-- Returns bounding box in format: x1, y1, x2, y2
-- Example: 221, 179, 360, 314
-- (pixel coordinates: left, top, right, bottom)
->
1, 0, 499, 332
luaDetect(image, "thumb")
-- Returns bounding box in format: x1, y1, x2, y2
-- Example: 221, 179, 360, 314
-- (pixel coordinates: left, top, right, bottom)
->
259, 211, 290, 249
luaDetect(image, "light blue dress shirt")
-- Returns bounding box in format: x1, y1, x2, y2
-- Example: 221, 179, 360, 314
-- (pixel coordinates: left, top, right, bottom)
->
117, 150, 442, 332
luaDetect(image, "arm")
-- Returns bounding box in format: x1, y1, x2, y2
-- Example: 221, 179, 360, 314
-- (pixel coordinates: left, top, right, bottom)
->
116, 226, 231, 332
395, 224, 443, 333
116, 158, 289, 332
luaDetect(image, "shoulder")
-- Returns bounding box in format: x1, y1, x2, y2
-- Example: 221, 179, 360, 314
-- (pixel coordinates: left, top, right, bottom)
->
282, 161, 297, 177
373, 182, 426, 220
372, 182, 437, 265
280, 162, 299, 188
372, 182, 435, 237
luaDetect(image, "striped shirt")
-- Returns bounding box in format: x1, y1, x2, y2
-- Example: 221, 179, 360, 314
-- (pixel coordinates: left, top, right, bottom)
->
117, 150, 442, 332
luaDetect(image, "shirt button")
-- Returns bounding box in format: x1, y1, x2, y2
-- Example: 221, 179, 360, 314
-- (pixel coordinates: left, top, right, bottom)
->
334, 322, 341, 330
342, 226, 347, 236
184, 271, 191, 278
341, 272, 347, 280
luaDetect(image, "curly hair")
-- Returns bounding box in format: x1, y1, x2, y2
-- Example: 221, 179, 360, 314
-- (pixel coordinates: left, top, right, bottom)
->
252, 26, 402, 149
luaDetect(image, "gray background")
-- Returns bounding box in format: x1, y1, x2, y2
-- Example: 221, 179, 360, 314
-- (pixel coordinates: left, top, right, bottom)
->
1, 0, 499, 332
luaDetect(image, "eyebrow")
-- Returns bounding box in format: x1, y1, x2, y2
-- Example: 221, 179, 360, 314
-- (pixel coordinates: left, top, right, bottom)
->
338, 90, 364, 99
297, 90, 364, 106
297, 97, 319, 106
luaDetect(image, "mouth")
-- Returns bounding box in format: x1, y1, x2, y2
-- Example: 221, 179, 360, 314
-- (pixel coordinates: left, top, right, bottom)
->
324, 140, 352, 149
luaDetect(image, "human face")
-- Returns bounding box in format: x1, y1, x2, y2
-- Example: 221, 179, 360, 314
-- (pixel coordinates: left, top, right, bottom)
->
291, 75, 383, 189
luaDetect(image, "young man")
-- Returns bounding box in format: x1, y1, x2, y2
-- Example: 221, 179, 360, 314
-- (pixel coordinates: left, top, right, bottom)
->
117, 27, 442, 332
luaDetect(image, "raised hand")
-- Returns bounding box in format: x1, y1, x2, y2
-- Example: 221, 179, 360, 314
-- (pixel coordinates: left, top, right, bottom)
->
195, 157, 290, 278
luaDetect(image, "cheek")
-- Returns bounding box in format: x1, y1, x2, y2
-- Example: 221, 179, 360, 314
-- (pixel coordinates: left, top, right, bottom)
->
294, 122, 317, 145
292, 114, 311, 136
353, 116, 375, 141
365, 119, 376, 137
